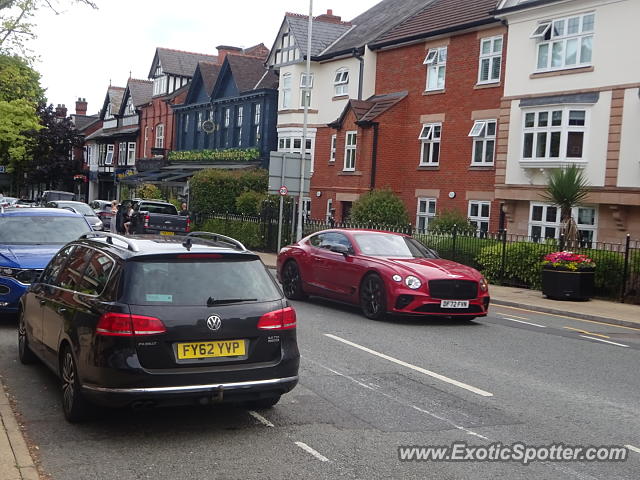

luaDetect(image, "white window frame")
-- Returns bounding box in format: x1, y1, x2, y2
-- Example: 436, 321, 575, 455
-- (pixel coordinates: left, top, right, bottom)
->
529, 203, 598, 243
105, 144, 114, 165
330, 134, 337, 162
334, 68, 349, 97
521, 107, 588, 165
424, 47, 447, 91
155, 124, 164, 149
281, 73, 292, 109
326, 199, 333, 222
224, 108, 230, 128
344, 131, 357, 171
416, 198, 437, 234
478, 35, 503, 84
153, 74, 167, 96
126, 99, 135, 115
468, 201, 491, 233
532, 12, 595, 72
104, 103, 113, 120
118, 142, 127, 166
419, 123, 441, 166
127, 142, 136, 165
197, 112, 203, 132
469, 119, 496, 165
237, 106, 243, 127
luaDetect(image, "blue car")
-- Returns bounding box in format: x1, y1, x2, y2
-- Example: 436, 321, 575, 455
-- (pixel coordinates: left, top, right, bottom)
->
0, 208, 93, 314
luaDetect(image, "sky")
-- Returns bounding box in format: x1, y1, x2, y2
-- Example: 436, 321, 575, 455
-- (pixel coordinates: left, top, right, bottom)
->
28, 0, 379, 116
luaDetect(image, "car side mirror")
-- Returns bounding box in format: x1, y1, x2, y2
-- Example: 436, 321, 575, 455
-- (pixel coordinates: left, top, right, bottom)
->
329, 244, 350, 256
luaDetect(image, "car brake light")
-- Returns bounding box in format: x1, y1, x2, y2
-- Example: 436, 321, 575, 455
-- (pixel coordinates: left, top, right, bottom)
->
257, 307, 296, 330
186, 217, 191, 233
96, 313, 166, 336
144, 214, 150, 228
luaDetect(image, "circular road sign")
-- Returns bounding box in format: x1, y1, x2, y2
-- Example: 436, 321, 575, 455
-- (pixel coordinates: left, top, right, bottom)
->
279, 185, 289, 196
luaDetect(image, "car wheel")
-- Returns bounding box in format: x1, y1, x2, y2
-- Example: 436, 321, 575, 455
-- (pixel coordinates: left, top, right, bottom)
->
18, 311, 37, 365
245, 395, 281, 410
60, 346, 92, 423
282, 261, 307, 300
360, 274, 387, 320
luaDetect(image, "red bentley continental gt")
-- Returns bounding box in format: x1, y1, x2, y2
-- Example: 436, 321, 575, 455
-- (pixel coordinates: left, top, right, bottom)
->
277, 229, 490, 320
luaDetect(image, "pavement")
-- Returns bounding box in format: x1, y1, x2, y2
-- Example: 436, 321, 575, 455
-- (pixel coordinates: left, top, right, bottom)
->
0, 251, 636, 480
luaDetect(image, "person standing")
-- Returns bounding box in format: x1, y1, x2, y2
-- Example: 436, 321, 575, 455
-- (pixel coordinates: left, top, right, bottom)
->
178, 202, 190, 216
110, 200, 118, 233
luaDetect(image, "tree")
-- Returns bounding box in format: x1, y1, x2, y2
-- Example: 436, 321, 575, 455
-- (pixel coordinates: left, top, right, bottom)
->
136, 183, 164, 200
1, 0, 97, 56
0, 53, 44, 102
428, 209, 476, 235
349, 189, 410, 226
540, 165, 590, 247
23, 101, 83, 190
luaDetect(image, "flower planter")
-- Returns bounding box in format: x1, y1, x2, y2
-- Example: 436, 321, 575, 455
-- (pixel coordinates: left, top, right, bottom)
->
541, 266, 595, 301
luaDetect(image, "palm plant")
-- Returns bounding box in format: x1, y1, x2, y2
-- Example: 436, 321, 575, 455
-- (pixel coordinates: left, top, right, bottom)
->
540, 165, 590, 248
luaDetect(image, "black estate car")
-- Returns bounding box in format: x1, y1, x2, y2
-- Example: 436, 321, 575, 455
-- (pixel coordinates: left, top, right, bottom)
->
18, 232, 299, 422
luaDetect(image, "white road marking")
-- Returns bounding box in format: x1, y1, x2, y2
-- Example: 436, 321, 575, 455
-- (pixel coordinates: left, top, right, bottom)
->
324, 333, 493, 397
295, 441, 330, 462
305, 356, 491, 442
578, 335, 629, 348
248, 410, 274, 428
625, 444, 640, 454
500, 317, 547, 328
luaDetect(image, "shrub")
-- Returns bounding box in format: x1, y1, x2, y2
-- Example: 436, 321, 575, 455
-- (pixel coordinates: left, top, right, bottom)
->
168, 148, 260, 162
477, 242, 554, 289
417, 233, 500, 271
236, 191, 265, 216
190, 168, 268, 215
349, 189, 409, 225
428, 209, 476, 235
199, 218, 264, 250
137, 183, 164, 200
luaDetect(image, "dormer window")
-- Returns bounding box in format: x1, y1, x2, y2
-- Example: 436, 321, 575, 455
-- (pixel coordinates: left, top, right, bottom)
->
273, 26, 300, 66
126, 99, 135, 115
334, 68, 349, 96
104, 103, 113, 119
153, 64, 167, 96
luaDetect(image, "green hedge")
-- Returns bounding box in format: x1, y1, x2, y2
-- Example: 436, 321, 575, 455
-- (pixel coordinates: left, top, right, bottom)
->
476, 242, 553, 289
168, 148, 260, 162
199, 218, 264, 250
416, 234, 500, 271
190, 168, 267, 215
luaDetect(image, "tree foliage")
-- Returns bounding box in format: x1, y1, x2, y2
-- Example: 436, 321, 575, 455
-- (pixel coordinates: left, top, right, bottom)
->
1, 0, 97, 56
22, 101, 83, 189
136, 183, 164, 201
0, 53, 43, 102
190, 168, 268, 215
349, 189, 409, 225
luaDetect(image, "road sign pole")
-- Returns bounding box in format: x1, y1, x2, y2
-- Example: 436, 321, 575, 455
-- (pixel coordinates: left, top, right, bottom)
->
296, 0, 313, 242
277, 154, 287, 251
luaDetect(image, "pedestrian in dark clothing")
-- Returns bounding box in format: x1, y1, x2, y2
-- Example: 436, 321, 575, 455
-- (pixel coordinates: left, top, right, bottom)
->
178, 202, 190, 216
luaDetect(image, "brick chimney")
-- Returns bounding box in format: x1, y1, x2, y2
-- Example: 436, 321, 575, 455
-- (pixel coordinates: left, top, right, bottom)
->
316, 9, 343, 24
75, 97, 87, 116
55, 104, 67, 118
216, 45, 243, 64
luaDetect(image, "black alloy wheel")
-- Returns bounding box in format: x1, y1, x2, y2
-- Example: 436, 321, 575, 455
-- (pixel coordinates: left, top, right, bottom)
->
282, 261, 306, 300
18, 310, 36, 365
60, 347, 92, 423
360, 274, 387, 320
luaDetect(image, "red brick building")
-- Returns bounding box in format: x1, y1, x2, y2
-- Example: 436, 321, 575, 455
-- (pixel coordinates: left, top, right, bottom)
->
311, 0, 507, 233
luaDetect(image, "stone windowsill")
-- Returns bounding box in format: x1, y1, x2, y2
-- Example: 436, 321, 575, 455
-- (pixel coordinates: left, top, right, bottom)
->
474, 82, 501, 90
332, 95, 349, 101
417, 165, 440, 170
338, 170, 363, 176
422, 89, 445, 96
530, 66, 594, 79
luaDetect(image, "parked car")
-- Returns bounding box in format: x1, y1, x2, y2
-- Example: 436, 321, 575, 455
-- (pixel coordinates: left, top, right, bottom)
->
46, 200, 103, 231
277, 229, 490, 321
129, 199, 190, 235
0, 208, 93, 314
39, 190, 75, 204
18, 231, 299, 422
15, 199, 37, 208
90, 200, 114, 230
1, 196, 18, 207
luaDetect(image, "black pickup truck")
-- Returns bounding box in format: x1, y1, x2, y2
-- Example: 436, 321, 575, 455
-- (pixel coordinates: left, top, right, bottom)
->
130, 200, 190, 235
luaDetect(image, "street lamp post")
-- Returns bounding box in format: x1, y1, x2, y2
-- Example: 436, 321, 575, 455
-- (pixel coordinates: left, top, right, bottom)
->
296, 0, 313, 242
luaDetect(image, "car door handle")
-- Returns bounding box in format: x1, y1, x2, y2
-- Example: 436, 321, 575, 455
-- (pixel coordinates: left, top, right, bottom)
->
57, 307, 67, 314
39, 299, 46, 306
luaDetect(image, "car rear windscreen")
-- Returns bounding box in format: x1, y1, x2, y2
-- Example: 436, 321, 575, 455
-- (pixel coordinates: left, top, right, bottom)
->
124, 259, 281, 306
0, 216, 91, 244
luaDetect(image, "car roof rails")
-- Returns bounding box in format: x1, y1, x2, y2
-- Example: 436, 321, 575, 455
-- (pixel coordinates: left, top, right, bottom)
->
185, 231, 247, 251
79, 232, 140, 252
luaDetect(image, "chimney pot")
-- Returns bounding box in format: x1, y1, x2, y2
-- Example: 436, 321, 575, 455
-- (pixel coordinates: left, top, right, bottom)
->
327, 9, 332, 15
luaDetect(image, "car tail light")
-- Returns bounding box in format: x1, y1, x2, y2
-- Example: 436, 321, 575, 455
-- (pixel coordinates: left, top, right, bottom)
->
257, 307, 296, 330
186, 217, 191, 233
144, 214, 150, 228
96, 313, 166, 336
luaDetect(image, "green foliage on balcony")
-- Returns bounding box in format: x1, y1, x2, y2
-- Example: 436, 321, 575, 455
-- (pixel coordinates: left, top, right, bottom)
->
168, 148, 261, 163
